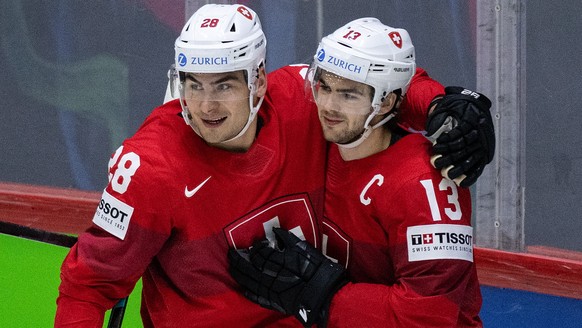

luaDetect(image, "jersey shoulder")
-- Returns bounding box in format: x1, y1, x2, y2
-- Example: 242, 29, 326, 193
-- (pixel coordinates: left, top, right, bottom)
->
265, 64, 310, 102
384, 134, 435, 179
268, 64, 310, 84
380, 134, 472, 226
262, 64, 319, 126
124, 100, 188, 154
376, 134, 447, 195
109, 100, 192, 196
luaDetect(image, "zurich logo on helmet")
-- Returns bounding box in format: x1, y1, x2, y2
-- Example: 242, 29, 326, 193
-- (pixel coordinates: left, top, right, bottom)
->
317, 49, 326, 62
178, 53, 188, 67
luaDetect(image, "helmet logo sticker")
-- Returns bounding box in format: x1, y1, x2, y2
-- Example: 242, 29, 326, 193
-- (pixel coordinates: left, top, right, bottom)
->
178, 53, 188, 67
317, 49, 326, 62
327, 56, 363, 74
313, 44, 371, 82
237, 6, 253, 20
389, 31, 402, 49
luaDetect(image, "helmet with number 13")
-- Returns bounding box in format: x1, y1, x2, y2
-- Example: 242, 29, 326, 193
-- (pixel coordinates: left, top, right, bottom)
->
307, 17, 416, 148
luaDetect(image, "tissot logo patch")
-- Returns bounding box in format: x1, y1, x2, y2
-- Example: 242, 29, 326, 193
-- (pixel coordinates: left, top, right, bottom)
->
92, 190, 134, 240
407, 224, 473, 262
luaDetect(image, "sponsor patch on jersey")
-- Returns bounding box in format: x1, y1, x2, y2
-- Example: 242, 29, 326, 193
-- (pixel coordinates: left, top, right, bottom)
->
92, 190, 134, 240
407, 224, 474, 262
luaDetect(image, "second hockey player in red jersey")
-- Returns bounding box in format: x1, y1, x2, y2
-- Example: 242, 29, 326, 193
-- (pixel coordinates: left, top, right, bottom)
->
230, 18, 486, 327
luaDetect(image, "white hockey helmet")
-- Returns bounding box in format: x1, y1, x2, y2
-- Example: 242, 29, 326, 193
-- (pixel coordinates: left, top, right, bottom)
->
308, 17, 416, 148
172, 4, 267, 142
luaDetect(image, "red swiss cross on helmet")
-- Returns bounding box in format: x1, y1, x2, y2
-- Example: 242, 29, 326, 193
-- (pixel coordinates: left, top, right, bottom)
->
237, 6, 253, 20
388, 31, 402, 48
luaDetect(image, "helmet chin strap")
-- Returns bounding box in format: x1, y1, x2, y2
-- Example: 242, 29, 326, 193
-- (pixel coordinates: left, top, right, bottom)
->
220, 93, 263, 143
336, 112, 395, 149
219, 66, 264, 144
337, 95, 396, 149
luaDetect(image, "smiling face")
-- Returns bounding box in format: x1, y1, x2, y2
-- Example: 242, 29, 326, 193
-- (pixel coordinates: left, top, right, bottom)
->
313, 70, 375, 144
182, 70, 255, 149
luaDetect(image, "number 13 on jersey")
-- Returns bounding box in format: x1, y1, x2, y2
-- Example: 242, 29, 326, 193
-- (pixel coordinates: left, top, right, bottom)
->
420, 178, 462, 221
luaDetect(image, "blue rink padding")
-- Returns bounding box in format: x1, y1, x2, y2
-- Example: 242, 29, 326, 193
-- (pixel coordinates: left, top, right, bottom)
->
480, 285, 582, 327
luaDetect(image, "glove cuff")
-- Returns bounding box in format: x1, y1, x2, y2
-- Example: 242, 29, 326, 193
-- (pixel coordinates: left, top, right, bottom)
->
296, 261, 347, 327
443, 86, 492, 110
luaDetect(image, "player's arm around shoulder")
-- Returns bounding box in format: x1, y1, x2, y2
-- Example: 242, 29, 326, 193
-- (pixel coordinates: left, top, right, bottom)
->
266, 64, 321, 129
398, 67, 445, 133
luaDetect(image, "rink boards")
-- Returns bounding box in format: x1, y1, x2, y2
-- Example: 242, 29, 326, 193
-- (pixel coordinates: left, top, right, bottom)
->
1, 182, 581, 327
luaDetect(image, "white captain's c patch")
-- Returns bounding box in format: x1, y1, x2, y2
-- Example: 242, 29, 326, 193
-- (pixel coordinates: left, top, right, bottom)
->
407, 224, 474, 262
92, 190, 134, 240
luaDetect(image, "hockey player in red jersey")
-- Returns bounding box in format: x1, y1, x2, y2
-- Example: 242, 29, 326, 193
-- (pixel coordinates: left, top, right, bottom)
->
56, 3, 491, 327
229, 18, 486, 327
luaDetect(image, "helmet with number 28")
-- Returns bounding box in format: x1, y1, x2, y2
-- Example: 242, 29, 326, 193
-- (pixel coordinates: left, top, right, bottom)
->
172, 4, 267, 142
307, 17, 416, 148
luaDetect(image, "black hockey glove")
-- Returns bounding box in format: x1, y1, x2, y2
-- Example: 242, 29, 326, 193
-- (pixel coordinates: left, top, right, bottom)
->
425, 86, 495, 187
228, 228, 347, 327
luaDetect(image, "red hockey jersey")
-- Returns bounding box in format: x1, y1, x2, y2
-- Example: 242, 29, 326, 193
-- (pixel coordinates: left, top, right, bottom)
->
56, 65, 444, 327
322, 134, 482, 328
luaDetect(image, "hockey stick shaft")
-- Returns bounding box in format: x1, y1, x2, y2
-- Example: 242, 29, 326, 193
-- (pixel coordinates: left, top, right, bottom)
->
107, 297, 129, 328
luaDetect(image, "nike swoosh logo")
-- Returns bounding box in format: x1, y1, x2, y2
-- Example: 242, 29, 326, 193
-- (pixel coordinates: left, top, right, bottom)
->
185, 176, 212, 198
298, 308, 309, 324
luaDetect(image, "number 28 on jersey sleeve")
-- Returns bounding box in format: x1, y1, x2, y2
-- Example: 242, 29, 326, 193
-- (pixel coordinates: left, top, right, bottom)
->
92, 146, 140, 240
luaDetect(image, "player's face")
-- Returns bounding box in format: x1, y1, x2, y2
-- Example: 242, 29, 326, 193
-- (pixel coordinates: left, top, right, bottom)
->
182, 71, 252, 146
314, 71, 374, 144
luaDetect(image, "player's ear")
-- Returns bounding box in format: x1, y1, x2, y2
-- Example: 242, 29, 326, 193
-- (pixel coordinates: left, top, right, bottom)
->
378, 92, 398, 115
255, 66, 267, 99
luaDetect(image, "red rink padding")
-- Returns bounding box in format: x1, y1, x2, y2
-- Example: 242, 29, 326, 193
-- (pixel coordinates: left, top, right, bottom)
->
0, 182, 99, 235
475, 246, 582, 300
2, 182, 582, 300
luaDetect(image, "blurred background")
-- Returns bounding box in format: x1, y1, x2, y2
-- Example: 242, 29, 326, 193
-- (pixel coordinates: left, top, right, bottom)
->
1, 0, 581, 254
